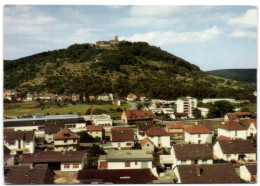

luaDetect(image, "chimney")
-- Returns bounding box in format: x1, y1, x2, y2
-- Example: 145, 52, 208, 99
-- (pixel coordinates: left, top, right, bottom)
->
196, 165, 201, 177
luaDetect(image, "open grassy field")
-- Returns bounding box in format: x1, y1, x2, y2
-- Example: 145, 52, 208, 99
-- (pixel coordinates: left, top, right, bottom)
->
4, 101, 131, 119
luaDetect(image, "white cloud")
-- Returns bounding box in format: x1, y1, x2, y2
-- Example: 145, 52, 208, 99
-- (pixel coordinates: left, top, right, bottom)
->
229, 31, 257, 38
130, 5, 181, 16
228, 9, 257, 28
118, 17, 178, 27
120, 26, 220, 45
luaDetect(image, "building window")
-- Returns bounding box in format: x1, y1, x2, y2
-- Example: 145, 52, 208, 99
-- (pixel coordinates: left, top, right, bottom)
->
126, 143, 132, 146
96, 132, 98, 134
181, 160, 186, 164
73, 164, 79, 168
125, 162, 131, 167
135, 162, 138, 165
64, 164, 70, 168
235, 131, 237, 136
147, 144, 149, 146
9, 142, 15, 146
73, 140, 76, 143
198, 134, 200, 138
64, 140, 68, 143
25, 142, 30, 145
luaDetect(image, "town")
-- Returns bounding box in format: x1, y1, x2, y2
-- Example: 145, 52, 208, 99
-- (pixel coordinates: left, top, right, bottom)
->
3, 90, 257, 184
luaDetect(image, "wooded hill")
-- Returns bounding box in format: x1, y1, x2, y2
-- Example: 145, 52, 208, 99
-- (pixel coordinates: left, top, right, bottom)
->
4, 41, 256, 101
207, 69, 257, 83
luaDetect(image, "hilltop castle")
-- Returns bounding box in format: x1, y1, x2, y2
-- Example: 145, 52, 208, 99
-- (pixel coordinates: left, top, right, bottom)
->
96, 36, 119, 48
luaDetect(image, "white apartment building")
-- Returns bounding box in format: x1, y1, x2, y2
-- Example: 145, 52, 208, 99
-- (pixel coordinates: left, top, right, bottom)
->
176, 97, 197, 118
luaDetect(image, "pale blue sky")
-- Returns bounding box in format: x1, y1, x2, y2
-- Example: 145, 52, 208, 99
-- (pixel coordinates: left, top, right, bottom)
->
3, 5, 257, 71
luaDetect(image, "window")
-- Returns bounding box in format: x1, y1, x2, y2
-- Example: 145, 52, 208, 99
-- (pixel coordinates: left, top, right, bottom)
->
73, 164, 79, 168
64, 164, 70, 168
96, 132, 98, 134
198, 134, 200, 138
64, 140, 68, 143
181, 160, 186, 164
90, 132, 92, 134
73, 140, 76, 143
25, 142, 30, 145
126, 143, 132, 146
100, 162, 108, 168
147, 144, 149, 146
125, 162, 131, 167
235, 131, 237, 136
135, 162, 138, 165
9, 142, 15, 146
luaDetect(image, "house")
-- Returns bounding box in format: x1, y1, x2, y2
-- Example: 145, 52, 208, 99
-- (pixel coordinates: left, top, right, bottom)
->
173, 164, 241, 183
57, 95, 71, 101
4, 90, 21, 101
184, 125, 212, 144
38, 93, 57, 101
223, 112, 252, 122
240, 164, 257, 182
4, 164, 55, 184
240, 119, 257, 138
77, 169, 154, 184
213, 140, 256, 162
140, 97, 149, 102
126, 94, 138, 102
218, 121, 247, 140
25, 92, 36, 101
4, 146, 14, 166
4, 130, 35, 155
196, 120, 215, 137
72, 94, 80, 101
53, 128, 79, 151
97, 93, 113, 101
176, 97, 197, 118
98, 150, 153, 171
140, 137, 155, 152
144, 126, 171, 148
171, 144, 213, 167
136, 124, 155, 140
84, 114, 113, 131
20, 151, 87, 171
87, 125, 104, 140
89, 96, 95, 101
121, 110, 154, 125
110, 128, 135, 150
166, 123, 186, 139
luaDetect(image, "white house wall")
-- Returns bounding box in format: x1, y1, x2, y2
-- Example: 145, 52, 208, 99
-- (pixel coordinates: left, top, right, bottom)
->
240, 165, 252, 182
184, 132, 212, 144
218, 129, 247, 140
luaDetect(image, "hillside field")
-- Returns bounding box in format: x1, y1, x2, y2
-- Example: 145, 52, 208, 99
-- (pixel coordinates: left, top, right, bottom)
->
4, 101, 131, 119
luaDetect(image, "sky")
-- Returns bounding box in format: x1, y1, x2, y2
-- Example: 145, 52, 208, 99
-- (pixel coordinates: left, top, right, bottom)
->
3, 5, 258, 71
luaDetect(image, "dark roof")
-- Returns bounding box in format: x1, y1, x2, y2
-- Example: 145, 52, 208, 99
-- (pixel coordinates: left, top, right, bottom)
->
140, 137, 155, 147
176, 164, 241, 183
111, 128, 135, 142
145, 126, 170, 136
217, 135, 231, 141
220, 121, 247, 131
53, 128, 79, 140
4, 131, 35, 143
4, 164, 55, 184
4, 145, 11, 155
20, 151, 87, 163
173, 144, 213, 160
185, 125, 211, 134
245, 164, 257, 175
4, 154, 13, 162
137, 124, 155, 133
77, 169, 153, 184
45, 122, 64, 134
218, 140, 256, 154
4, 118, 86, 128
196, 120, 214, 131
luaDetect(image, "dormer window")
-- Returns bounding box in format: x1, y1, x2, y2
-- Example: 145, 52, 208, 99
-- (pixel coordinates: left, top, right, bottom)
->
64, 133, 70, 138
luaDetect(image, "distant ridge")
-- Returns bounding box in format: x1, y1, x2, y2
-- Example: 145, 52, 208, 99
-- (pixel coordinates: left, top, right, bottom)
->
207, 69, 257, 83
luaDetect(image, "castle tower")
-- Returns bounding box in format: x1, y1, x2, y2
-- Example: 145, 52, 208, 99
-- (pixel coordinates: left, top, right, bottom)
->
114, 35, 118, 42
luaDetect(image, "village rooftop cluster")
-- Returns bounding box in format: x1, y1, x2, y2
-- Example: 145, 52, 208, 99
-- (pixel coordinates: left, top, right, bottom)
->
3, 89, 257, 184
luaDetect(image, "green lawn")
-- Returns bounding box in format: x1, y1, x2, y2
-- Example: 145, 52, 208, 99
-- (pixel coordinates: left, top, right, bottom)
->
4, 101, 131, 118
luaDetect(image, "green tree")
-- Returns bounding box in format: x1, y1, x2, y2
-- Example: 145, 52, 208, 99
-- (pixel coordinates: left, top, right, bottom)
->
207, 101, 234, 118
77, 131, 95, 143
192, 108, 202, 119
132, 142, 142, 149
137, 102, 144, 110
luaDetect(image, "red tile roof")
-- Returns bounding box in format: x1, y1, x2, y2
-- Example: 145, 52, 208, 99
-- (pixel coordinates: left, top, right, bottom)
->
220, 121, 247, 131
53, 128, 79, 140
217, 135, 232, 141
127, 94, 137, 98
87, 125, 103, 131
145, 126, 170, 136
185, 125, 211, 134
166, 122, 185, 130
124, 110, 154, 121
111, 128, 135, 142
140, 137, 155, 147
